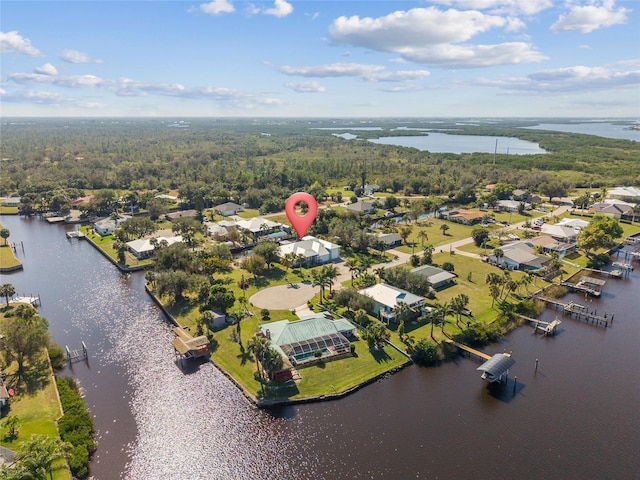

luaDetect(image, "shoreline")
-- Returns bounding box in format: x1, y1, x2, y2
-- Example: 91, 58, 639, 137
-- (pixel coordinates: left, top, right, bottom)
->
144, 283, 413, 408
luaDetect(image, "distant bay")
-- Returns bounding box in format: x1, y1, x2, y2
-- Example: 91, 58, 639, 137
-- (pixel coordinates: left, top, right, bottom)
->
366, 132, 547, 155
521, 121, 640, 141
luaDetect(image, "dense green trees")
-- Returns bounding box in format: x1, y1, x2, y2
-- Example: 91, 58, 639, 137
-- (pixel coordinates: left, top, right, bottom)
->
3, 119, 637, 222
0, 305, 49, 377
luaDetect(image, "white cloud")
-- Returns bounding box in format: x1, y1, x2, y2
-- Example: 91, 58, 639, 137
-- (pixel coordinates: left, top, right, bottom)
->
551, 0, 629, 33
247, 0, 293, 18
432, 1, 553, 16
285, 81, 326, 93
279, 62, 386, 78
328, 7, 545, 68
0, 89, 66, 104
34, 63, 58, 75
9, 72, 105, 88
474, 63, 640, 93
0, 31, 42, 56
199, 0, 235, 15
263, 0, 293, 18
61, 49, 103, 64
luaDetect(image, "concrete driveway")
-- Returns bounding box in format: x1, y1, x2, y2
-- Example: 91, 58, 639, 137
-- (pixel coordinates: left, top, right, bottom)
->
249, 282, 317, 310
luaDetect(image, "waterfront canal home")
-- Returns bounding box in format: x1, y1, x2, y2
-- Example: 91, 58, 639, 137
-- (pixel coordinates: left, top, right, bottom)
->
360, 283, 425, 324
540, 224, 579, 243
477, 353, 515, 383
525, 236, 576, 258
259, 313, 356, 368
235, 217, 289, 239
214, 202, 244, 217
93, 214, 131, 236
346, 200, 377, 215
278, 236, 340, 266
126, 235, 183, 259
441, 209, 484, 225
410, 265, 456, 290
488, 242, 549, 271
171, 327, 210, 360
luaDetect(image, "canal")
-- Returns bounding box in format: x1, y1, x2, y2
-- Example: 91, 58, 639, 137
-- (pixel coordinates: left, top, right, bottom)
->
1, 215, 638, 480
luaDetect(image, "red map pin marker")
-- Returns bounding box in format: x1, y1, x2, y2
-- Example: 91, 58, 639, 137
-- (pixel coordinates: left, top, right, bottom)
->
285, 192, 318, 239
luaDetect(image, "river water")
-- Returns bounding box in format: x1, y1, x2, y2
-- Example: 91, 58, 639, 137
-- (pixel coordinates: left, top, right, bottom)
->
1, 215, 638, 480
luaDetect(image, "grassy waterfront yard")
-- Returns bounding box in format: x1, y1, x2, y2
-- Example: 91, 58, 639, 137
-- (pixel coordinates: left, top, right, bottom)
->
0, 307, 70, 479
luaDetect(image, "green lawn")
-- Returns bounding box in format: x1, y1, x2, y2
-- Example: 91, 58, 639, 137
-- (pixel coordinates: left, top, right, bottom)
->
0, 344, 70, 480
209, 311, 408, 401
0, 244, 22, 270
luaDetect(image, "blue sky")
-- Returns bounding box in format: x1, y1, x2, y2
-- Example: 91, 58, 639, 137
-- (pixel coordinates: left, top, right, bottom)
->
1, 0, 639, 117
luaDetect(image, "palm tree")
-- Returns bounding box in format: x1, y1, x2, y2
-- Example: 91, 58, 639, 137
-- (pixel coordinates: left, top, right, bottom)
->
440, 223, 450, 236
0, 227, 10, 246
450, 293, 469, 327
345, 258, 359, 286
247, 335, 270, 378
417, 230, 428, 247
489, 284, 501, 308
261, 347, 284, 379
393, 301, 412, 324
311, 269, 327, 303
422, 244, 435, 265
493, 248, 504, 266
321, 264, 339, 296
430, 301, 452, 339
16, 434, 64, 480
373, 266, 386, 283
361, 322, 390, 349
0, 283, 16, 307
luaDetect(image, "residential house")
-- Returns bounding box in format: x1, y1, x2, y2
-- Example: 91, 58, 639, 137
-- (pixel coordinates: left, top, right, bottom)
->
360, 283, 425, 324
279, 236, 340, 266
235, 217, 288, 238
1, 197, 20, 207
259, 313, 356, 370
607, 186, 640, 202
364, 184, 380, 196
525, 235, 576, 258
488, 242, 550, 271
214, 202, 244, 216
441, 209, 484, 225
155, 193, 179, 202
166, 209, 199, 220
376, 232, 403, 249
93, 214, 131, 236
589, 199, 634, 219
346, 201, 376, 215
555, 218, 589, 230
512, 189, 542, 204
540, 224, 578, 242
410, 265, 456, 290
496, 199, 530, 212
126, 235, 183, 259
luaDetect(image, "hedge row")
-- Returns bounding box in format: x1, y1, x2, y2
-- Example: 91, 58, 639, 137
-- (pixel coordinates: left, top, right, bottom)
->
56, 377, 97, 479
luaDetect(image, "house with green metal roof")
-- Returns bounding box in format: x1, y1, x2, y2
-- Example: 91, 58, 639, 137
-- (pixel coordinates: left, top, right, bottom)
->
259, 313, 356, 367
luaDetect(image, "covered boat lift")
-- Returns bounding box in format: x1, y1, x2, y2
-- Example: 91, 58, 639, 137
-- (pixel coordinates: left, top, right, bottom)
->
477, 353, 515, 383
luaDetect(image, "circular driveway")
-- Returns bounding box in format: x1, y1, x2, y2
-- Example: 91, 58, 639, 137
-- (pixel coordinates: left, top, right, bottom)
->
249, 282, 317, 310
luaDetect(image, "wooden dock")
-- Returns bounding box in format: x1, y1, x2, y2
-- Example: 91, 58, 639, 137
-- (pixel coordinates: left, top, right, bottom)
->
65, 230, 85, 239
537, 297, 613, 327
446, 340, 492, 361
560, 280, 601, 297
519, 315, 561, 336
584, 267, 623, 278
65, 342, 88, 364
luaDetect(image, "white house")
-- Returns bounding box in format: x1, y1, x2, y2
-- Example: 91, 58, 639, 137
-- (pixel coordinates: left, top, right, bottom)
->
214, 202, 243, 216
235, 217, 288, 237
93, 215, 131, 236
126, 235, 183, 259
607, 186, 640, 202
360, 283, 425, 324
411, 265, 456, 289
1, 197, 20, 207
279, 236, 340, 266
541, 224, 579, 242
346, 201, 376, 215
